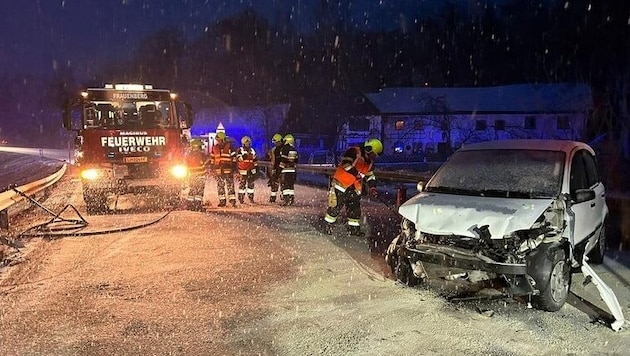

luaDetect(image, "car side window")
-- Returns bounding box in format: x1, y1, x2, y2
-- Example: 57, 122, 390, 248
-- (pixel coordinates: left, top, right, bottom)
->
581, 150, 600, 188
569, 151, 588, 195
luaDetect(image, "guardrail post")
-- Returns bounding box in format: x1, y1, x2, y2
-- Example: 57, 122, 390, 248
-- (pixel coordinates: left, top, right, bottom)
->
0, 209, 8, 230
396, 184, 406, 207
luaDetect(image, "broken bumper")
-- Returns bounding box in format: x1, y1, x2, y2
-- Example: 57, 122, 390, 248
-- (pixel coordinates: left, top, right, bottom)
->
399, 244, 528, 276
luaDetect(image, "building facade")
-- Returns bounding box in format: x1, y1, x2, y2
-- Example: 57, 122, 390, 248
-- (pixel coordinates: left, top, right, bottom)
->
337, 83, 593, 160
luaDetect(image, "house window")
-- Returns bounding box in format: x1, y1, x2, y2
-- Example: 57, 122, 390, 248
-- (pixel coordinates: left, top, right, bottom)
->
557, 115, 570, 129
475, 120, 487, 130
395, 120, 404, 130
348, 117, 370, 131
413, 120, 423, 130
524, 116, 536, 129
495, 119, 505, 131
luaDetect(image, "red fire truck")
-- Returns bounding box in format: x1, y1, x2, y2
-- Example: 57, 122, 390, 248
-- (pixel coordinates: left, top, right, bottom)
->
63, 83, 193, 213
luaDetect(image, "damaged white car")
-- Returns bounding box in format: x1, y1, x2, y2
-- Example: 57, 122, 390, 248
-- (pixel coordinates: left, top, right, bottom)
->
386, 139, 625, 330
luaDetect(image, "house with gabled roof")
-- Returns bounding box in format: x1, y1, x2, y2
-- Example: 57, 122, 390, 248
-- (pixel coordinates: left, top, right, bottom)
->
339, 83, 593, 160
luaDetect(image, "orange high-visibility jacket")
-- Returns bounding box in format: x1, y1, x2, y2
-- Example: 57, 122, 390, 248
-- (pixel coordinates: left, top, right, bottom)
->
185, 149, 209, 176
210, 142, 236, 174
331, 146, 375, 194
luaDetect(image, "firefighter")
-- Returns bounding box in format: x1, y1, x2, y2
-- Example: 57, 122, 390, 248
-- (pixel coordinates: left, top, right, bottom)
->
185, 139, 209, 211
266, 133, 284, 203
237, 135, 258, 203
323, 138, 382, 236
278, 134, 299, 206
210, 132, 237, 207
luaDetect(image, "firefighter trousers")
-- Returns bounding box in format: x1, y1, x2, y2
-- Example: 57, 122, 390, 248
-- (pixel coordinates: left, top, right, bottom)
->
324, 187, 362, 228
280, 171, 296, 205
216, 173, 236, 204
238, 171, 256, 202
268, 170, 280, 202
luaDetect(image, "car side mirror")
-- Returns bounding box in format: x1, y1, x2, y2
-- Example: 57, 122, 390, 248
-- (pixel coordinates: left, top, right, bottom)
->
573, 188, 595, 204
416, 181, 425, 192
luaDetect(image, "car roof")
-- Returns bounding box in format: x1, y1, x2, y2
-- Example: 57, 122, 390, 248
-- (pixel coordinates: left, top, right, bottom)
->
457, 139, 593, 154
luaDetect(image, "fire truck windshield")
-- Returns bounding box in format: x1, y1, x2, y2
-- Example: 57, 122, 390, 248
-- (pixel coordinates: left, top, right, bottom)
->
84, 100, 176, 129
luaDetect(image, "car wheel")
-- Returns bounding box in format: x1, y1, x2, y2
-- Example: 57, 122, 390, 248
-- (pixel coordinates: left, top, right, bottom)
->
534, 249, 570, 312
587, 225, 606, 264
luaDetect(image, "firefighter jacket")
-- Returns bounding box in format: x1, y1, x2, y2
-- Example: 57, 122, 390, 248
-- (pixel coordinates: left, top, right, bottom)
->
331, 145, 376, 194
210, 142, 236, 174
185, 149, 209, 176
266, 144, 283, 177
279, 143, 298, 173
237, 146, 258, 174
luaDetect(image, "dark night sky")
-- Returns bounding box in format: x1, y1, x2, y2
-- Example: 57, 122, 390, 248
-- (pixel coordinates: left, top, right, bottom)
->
0, 0, 454, 81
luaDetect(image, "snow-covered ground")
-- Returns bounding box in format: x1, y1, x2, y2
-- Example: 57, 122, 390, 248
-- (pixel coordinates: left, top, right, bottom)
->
1, 149, 629, 354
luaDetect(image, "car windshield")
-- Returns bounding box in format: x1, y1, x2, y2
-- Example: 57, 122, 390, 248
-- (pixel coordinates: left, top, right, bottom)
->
425, 149, 564, 198
84, 101, 175, 129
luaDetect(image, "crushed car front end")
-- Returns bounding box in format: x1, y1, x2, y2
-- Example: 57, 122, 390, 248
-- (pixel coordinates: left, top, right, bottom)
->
387, 193, 571, 302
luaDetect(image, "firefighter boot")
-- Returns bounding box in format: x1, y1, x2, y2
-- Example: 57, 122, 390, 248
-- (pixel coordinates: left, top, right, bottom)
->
248, 193, 254, 203
217, 200, 226, 207
348, 226, 365, 237
230, 199, 237, 208
269, 195, 276, 203
238, 193, 245, 204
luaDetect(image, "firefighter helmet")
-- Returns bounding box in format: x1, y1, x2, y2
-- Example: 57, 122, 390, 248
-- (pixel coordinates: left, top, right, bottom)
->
216, 132, 226, 142
190, 139, 203, 150
283, 134, 295, 146
272, 133, 283, 144
241, 136, 252, 146
364, 138, 383, 155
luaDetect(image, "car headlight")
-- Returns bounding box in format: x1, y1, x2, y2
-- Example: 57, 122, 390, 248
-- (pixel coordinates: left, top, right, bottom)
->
170, 164, 188, 179
81, 168, 100, 181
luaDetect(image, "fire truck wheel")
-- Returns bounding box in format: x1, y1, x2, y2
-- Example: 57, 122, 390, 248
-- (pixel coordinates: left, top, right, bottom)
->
83, 188, 108, 214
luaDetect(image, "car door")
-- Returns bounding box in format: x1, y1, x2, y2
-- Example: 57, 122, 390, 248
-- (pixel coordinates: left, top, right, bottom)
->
569, 149, 603, 246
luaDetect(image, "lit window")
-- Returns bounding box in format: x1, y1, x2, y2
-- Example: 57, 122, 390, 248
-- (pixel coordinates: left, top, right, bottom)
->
395, 120, 404, 130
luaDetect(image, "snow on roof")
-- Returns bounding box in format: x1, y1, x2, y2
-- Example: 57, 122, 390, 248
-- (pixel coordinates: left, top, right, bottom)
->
364, 83, 593, 114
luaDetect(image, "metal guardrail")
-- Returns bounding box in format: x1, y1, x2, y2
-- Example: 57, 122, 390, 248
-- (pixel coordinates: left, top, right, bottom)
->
257, 161, 434, 183
0, 164, 68, 229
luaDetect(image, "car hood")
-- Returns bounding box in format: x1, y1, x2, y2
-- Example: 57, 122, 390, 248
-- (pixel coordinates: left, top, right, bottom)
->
398, 192, 554, 239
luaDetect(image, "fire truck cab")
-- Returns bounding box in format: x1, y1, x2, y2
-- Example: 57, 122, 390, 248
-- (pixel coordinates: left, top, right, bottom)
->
63, 83, 194, 213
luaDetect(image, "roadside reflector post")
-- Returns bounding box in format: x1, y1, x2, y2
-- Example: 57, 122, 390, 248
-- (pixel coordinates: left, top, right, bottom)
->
396, 184, 406, 207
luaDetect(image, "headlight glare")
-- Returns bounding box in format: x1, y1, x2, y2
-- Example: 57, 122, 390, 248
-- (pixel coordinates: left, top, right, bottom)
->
81, 169, 100, 181
170, 164, 188, 179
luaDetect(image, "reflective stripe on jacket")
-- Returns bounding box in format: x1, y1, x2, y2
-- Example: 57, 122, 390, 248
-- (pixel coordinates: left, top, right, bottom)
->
332, 146, 374, 194
237, 147, 258, 174
210, 142, 235, 174
185, 149, 208, 176
279, 144, 298, 173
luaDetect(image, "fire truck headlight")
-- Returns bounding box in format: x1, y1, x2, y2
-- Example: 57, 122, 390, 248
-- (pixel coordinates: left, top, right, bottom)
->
81, 169, 100, 181
170, 164, 188, 179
